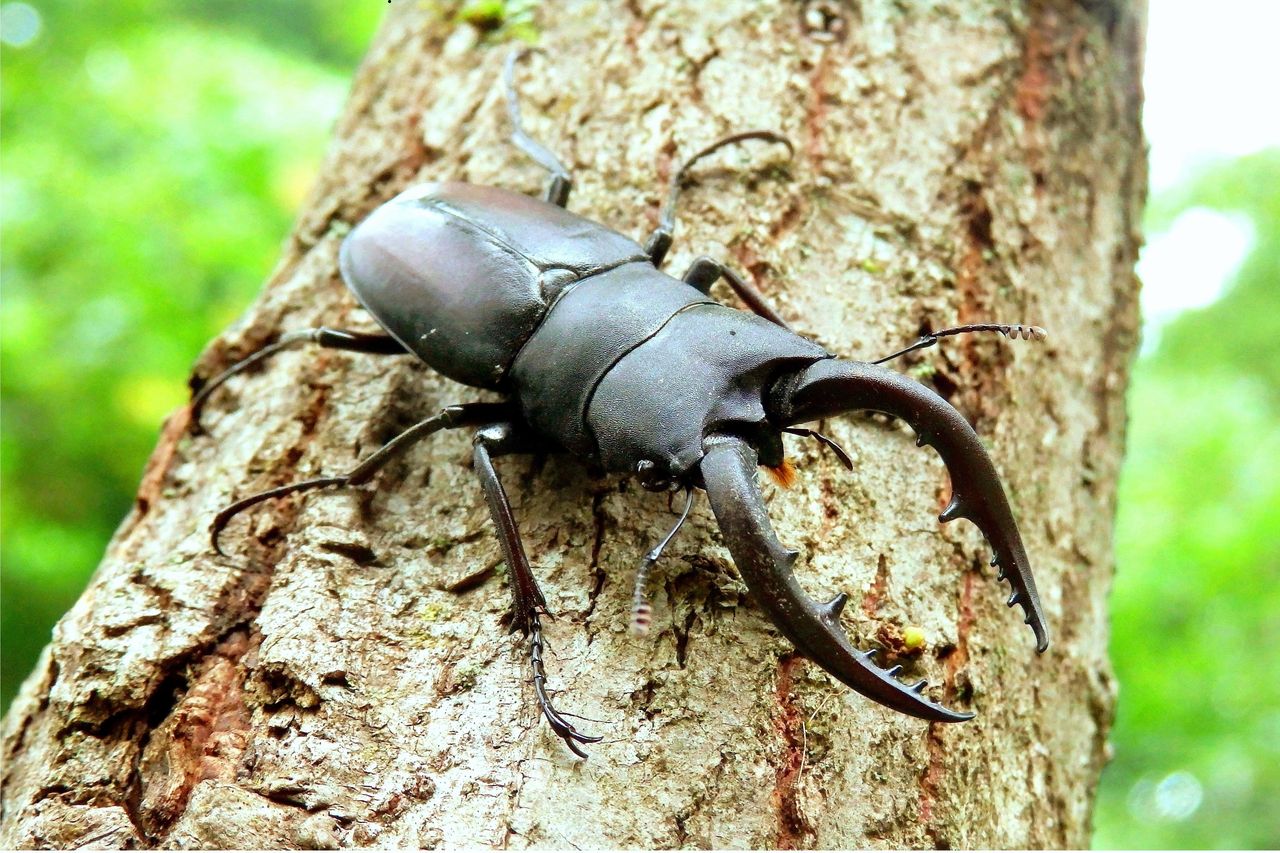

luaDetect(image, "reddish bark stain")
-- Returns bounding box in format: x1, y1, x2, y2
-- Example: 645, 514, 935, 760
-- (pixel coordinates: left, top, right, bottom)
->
136, 630, 257, 836
399, 110, 433, 179
773, 654, 815, 849
623, 0, 646, 54
769, 195, 806, 241
728, 242, 775, 295
1014, 4, 1062, 198
128, 405, 192, 527
1015, 18, 1054, 125
917, 570, 978, 834
860, 553, 891, 618
950, 181, 1012, 427
649, 137, 679, 231
804, 51, 832, 170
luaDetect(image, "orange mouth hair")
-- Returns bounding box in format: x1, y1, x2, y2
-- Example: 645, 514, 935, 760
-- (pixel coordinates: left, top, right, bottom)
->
766, 459, 797, 489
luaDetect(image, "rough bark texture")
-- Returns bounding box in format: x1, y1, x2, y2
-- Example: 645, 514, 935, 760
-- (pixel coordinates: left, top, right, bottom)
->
2, 1, 1145, 848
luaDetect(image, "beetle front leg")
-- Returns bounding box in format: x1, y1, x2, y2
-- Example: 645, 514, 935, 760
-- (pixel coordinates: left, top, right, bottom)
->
630, 487, 695, 636
472, 424, 601, 758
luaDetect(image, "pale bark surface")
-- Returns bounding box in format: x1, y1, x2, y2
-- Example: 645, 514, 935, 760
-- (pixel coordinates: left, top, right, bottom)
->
2, 1, 1144, 848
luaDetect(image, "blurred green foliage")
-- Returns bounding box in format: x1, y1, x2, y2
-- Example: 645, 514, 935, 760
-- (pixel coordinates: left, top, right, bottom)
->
1, 4, 1276, 848
1, 0, 383, 709
1094, 151, 1280, 848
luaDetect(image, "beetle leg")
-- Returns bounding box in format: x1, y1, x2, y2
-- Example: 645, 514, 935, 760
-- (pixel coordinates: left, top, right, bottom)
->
191, 327, 407, 429
770, 358, 1050, 653
209, 402, 507, 555
680, 256, 793, 330
631, 487, 695, 636
645, 131, 794, 266
871, 323, 1048, 365
473, 423, 602, 758
504, 48, 572, 207
700, 436, 974, 722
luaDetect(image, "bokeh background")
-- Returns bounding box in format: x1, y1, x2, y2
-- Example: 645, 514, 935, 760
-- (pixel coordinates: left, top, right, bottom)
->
1, 1, 1276, 847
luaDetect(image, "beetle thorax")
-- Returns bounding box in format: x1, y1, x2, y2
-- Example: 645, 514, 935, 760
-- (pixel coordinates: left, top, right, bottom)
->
585, 302, 829, 483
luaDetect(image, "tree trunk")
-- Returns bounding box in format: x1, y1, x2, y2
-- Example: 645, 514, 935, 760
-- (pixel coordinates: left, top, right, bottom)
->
1, 1, 1144, 848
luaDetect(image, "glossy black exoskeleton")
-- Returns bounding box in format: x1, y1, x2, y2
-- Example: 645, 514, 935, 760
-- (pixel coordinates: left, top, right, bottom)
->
193, 49, 1049, 757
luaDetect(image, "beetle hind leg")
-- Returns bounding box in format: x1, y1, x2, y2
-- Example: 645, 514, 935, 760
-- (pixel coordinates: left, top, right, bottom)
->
210, 402, 508, 555
473, 423, 602, 758
191, 327, 406, 429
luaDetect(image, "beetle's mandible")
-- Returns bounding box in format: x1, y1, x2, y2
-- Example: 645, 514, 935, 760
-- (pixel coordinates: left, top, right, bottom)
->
193, 49, 1050, 757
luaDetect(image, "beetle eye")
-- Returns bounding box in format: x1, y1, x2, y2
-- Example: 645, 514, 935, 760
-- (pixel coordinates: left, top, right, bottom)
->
636, 459, 673, 492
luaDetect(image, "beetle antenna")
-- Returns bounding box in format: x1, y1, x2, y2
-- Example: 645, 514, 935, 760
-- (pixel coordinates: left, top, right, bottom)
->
871, 323, 1047, 365
647, 130, 794, 266
631, 487, 694, 636
504, 47, 572, 207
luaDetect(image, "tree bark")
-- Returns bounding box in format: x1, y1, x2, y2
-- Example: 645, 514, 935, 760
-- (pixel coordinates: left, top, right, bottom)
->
1, 1, 1144, 848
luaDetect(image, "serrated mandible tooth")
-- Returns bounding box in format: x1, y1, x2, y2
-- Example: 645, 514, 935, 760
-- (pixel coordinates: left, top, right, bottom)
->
884, 665, 903, 678
820, 592, 849, 622
910, 679, 928, 692
939, 495, 964, 523
1008, 592, 1021, 607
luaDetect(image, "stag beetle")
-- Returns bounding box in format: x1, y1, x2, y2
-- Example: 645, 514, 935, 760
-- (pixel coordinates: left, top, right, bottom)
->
193, 49, 1049, 757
